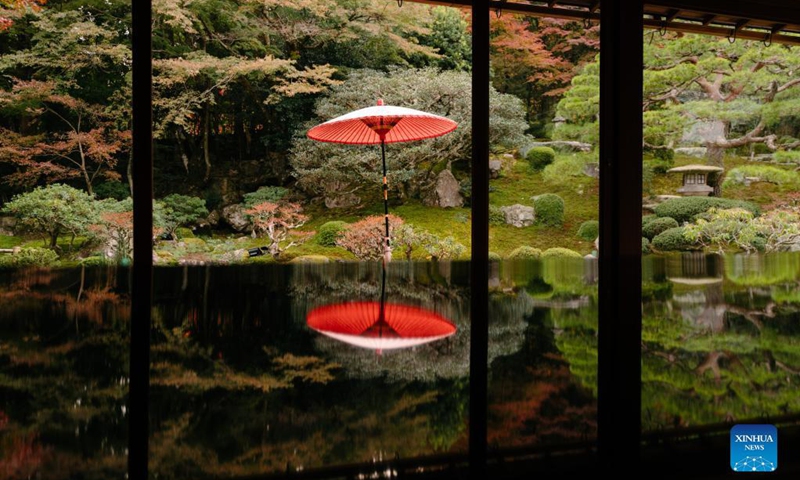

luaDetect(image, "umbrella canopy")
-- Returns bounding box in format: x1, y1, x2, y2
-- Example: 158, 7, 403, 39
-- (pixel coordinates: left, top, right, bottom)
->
307, 301, 456, 351
307, 99, 457, 145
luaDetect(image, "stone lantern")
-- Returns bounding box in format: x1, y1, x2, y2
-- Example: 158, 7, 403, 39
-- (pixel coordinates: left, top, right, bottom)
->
667, 164, 724, 196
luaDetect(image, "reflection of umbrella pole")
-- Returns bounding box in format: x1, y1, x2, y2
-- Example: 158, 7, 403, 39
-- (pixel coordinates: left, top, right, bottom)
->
381, 136, 391, 263
377, 256, 387, 356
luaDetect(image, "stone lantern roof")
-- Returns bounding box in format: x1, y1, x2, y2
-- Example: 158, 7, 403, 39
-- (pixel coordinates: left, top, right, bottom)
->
667, 164, 724, 196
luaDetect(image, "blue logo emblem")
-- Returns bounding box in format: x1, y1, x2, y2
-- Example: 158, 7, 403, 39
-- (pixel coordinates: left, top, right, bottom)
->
730, 424, 778, 472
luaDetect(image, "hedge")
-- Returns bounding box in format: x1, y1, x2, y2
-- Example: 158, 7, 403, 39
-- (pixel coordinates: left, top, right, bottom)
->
653, 197, 760, 224
651, 227, 693, 251
642, 217, 679, 240
541, 247, 582, 258
508, 246, 542, 259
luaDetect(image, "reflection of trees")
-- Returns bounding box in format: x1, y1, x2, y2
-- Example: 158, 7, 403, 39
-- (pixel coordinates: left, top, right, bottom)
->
0, 267, 129, 479
488, 259, 598, 448
641, 253, 800, 431
489, 307, 597, 448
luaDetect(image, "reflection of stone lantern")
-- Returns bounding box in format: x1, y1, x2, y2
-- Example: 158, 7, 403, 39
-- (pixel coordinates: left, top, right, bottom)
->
667, 165, 724, 196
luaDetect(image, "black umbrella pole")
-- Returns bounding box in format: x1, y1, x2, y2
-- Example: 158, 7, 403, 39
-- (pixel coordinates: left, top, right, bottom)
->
381, 140, 390, 257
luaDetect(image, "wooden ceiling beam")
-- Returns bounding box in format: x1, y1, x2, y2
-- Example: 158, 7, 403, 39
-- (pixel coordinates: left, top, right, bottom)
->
399, 0, 800, 45
642, 18, 800, 46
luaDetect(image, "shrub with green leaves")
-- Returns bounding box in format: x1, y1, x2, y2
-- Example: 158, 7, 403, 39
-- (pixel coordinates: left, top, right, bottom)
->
642, 215, 657, 228
533, 193, 565, 227
773, 150, 800, 165
541, 155, 590, 184
4, 247, 58, 267
722, 165, 799, 188
577, 220, 599, 241
489, 205, 506, 226
316, 221, 349, 247
526, 146, 556, 171
158, 194, 209, 239
508, 246, 542, 259
653, 197, 760, 224
422, 235, 466, 261
542, 247, 582, 258
243, 186, 288, 207
642, 237, 651, 254
642, 217, 679, 240
651, 227, 693, 251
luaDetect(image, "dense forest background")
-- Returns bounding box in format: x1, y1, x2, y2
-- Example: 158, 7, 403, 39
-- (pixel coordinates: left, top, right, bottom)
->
0, 0, 597, 204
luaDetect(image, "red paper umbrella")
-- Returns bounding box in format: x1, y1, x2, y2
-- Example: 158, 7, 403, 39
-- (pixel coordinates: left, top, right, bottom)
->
307, 301, 457, 352
307, 100, 457, 260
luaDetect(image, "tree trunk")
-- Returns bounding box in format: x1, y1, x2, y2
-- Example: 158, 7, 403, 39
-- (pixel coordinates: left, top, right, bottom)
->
127, 149, 134, 196
203, 107, 211, 182
706, 144, 726, 196
50, 227, 60, 249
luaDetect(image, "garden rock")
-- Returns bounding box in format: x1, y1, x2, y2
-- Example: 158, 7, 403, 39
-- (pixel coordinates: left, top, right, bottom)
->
423, 169, 463, 208
501, 204, 535, 227
202, 210, 221, 228
489, 159, 503, 179
221, 204, 250, 232
583, 162, 600, 179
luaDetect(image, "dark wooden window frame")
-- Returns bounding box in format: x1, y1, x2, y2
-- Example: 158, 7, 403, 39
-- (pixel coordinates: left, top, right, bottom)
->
128, 1, 800, 479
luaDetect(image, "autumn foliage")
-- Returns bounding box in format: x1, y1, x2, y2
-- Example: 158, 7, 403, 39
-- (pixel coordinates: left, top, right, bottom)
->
336, 214, 404, 261
245, 201, 309, 258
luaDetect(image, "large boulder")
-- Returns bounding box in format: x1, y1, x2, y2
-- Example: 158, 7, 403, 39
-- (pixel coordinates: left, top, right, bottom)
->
423, 169, 464, 208
500, 204, 535, 227
221, 204, 250, 232
324, 192, 361, 209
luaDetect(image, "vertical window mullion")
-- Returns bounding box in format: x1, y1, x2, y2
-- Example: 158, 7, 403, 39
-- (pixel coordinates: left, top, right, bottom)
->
470, 0, 490, 478
129, 0, 153, 479
598, 0, 644, 472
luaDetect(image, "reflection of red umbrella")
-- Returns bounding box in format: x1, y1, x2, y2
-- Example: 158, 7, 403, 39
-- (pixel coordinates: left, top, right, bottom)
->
307, 99, 457, 259
307, 301, 456, 352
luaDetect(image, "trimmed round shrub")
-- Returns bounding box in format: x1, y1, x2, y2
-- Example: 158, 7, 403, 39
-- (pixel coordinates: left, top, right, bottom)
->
642, 217, 679, 240
642, 237, 650, 254
642, 214, 657, 228
653, 197, 760, 224
651, 227, 693, 251
533, 193, 565, 227
508, 246, 542, 259
489, 205, 506, 226
316, 221, 349, 247
577, 220, 599, 241
542, 247, 582, 258
526, 146, 556, 170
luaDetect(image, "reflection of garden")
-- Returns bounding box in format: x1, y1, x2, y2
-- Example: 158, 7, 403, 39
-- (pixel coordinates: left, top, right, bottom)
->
0, 267, 129, 479
5, 255, 798, 477
642, 254, 800, 430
